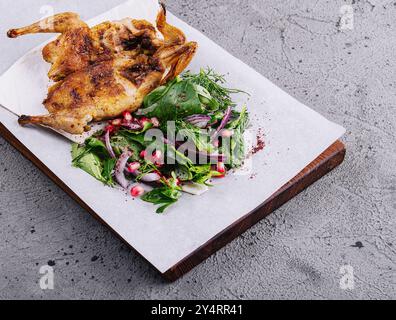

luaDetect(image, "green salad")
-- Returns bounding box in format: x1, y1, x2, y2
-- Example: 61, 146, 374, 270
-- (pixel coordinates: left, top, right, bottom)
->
71, 68, 250, 213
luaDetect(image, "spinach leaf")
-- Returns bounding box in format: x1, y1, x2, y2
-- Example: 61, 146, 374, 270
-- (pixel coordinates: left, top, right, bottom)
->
71, 142, 115, 185
139, 79, 218, 121
142, 78, 178, 110
73, 150, 106, 183
85, 137, 110, 159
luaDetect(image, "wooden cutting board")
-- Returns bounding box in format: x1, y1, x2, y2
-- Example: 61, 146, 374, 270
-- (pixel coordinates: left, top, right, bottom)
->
0, 122, 345, 281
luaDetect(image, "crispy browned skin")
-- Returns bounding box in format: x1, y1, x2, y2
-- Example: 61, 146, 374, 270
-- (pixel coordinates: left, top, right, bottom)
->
7, 5, 197, 134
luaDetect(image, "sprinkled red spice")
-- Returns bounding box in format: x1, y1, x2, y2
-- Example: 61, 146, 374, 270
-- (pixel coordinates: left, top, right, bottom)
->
251, 129, 265, 155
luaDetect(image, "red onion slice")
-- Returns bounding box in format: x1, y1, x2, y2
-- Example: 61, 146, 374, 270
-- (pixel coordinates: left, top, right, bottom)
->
129, 169, 161, 183
140, 172, 161, 183
115, 149, 132, 189
211, 106, 232, 140
185, 114, 211, 128
104, 130, 116, 159
194, 121, 211, 129
122, 121, 142, 131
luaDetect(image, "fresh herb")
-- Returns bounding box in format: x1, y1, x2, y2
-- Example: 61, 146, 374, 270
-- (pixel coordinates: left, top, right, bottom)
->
224, 106, 250, 167
189, 164, 222, 185
141, 187, 181, 213
182, 68, 247, 110
141, 173, 182, 213
102, 158, 117, 185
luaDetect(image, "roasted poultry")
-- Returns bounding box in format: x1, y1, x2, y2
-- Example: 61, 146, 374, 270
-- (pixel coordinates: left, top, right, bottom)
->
7, 4, 197, 134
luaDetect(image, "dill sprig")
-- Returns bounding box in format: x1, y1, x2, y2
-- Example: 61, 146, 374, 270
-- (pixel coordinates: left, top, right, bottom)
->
182, 68, 247, 110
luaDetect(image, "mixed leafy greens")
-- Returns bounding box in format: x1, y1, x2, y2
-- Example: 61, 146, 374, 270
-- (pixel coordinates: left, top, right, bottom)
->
71, 68, 250, 213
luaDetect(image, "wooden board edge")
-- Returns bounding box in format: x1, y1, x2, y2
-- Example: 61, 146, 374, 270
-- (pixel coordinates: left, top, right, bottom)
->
162, 140, 346, 281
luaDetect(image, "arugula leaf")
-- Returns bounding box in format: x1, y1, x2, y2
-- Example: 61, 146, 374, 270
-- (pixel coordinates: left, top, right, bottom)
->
195, 84, 219, 111
71, 143, 87, 162
102, 158, 117, 185
165, 144, 193, 166
141, 171, 182, 213
189, 164, 222, 185
141, 186, 181, 214
110, 134, 142, 160
174, 165, 193, 181
222, 107, 250, 168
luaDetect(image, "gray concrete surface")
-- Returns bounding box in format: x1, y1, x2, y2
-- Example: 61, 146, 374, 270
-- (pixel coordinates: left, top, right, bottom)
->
0, 0, 395, 300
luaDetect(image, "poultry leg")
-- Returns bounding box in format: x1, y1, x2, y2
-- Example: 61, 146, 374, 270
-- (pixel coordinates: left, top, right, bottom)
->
7, 12, 86, 38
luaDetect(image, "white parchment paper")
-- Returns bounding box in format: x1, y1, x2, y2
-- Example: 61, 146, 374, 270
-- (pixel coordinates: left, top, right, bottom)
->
0, 0, 345, 273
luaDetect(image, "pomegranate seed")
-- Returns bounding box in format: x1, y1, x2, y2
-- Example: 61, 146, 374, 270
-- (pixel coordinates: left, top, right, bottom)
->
130, 185, 144, 197
215, 162, 226, 178
105, 125, 115, 133
221, 129, 233, 138
217, 162, 226, 173
127, 162, 141, 173
122, 111, 133, 122
140, 150, 147, 159
151, 117, 160, 127
152, 150, 163, 165
152, 150, 162, 160
139, 116, 151, 127
110, 118, 122, 126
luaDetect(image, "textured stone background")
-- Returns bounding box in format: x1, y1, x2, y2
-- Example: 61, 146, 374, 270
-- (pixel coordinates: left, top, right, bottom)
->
0, 0, 395, 300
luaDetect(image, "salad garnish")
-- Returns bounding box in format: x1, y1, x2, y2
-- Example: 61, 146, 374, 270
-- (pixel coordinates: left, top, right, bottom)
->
71, 68, 250, 213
